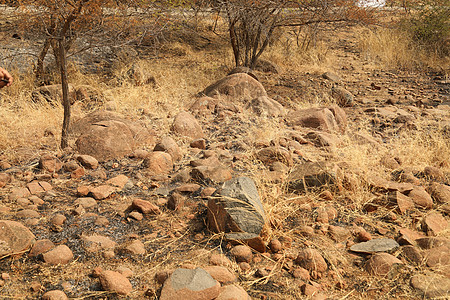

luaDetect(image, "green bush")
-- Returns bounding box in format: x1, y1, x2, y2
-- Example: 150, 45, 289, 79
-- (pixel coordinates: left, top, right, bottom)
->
402, 1, 449, 57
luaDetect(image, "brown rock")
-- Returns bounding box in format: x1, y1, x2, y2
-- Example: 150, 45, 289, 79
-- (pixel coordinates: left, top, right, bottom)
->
76, 155, 99, 169
407, 187, 433, 209
99, 270, 132, 295
203, 266, 236, 284
16, 209, 40, 219
42, 245, 73, 265
76, 120, 135, 162
247, 96, 286, 117
256, 146, 293, 167
29, 239, 55, 257
293, 267, 310, 281
155, 270, 173, 284
329, 225, 351, 242
131, 198, 160, 214
268, 239, 282, 253
50, 214, 66, 226
424, 245, 450, 268
202, 73, 267, 102
167, 192, 186, 210
428, 182, 450, 204
90, 185, 116, 200
401, 245, 423, 265
190, 139, 207, 150
422, 211, 448, 236
42, 290, 68, 300
82, 234, 116, 253
122, 240, 146, 255
301, 283, 319, 296
364, 253, 403, 276
411, 273, 450, 298
191, 165, 232, 183
231, 245, 253, 263
216, 285, 251, 300
39, 154, 62, 173
71, 167, 85, 179
160, 268, 220, 300
388, 191, 414, 214
287, 107, 340, 133
172, 111, 204, 139
143, 151, 174, 176
0, 220, 35, 257
105, 175, 129, 189
154, 136, 183, 161
210, 253, 232, 267
295, 249, 327, 274
0, 173, 11, 188
423, 166, 444, 181
327, 105, 347, 133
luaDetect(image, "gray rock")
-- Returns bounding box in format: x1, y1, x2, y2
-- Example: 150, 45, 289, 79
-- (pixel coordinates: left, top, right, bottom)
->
350, 238, 400, 253
207, 177, 266, 241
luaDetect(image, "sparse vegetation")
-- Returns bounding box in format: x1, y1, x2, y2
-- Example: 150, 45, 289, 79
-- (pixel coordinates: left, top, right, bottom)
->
0, 3, 449, 300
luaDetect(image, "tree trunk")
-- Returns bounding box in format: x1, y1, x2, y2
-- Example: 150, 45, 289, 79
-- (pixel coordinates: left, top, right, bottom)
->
59, 37, 70, 149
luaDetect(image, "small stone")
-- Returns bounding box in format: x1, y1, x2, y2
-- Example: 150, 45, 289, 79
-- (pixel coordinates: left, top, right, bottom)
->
293, 267, 310, 281
210, 253, 232, 267
231, 245, 253, 263
350, 238, 399, 254
16, 209, 40, 219
319, 190, 333, 200
131, 198, 161, 214
301, 283, 319, 296
42, 290, 68, 300
167, 192, 186, 210
365, 253, 403, 276
401, 245, 423, 265
99, 270, 132, 295
90, 185, 116, 200
50, 214, 66, 226
155, 270, 173, 284
295, 248, 327, 274
27, 181, 45, 195
71, 167, 85, 179
39, 154, 62, 172
75, 197, 97, 209
117, 266, 133, 278
216, 285, 251, 300
238, 262, 251, 271
428, 182, 450, 204
190, 138, 207, 150
328, 225, 351, 242
129, 211, 143, 221
77, 186, 90, 196
106, 174, 129, 189
42, 245, 73, 265
143, 151, 174, 176
268, 239, 282, 253
77, 155, 99, 169
357, 230, 372, 242
29, 239, 55, 257
424, 245, 450, 268
154, 136, 183, 162
82, 234, 116, 253
203, 266, 236, 284
254, 268, 269, 278
122, 240, 146, 255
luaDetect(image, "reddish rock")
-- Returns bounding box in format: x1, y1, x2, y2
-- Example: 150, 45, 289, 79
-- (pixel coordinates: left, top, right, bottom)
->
216, 285, 251, 300
29, 239, 55, 257
77, 186, 90, 196
155, 270, 173, 284
27, 181, 45, 195
407, 187, 433, 209
295, 249, 327, 274
0, 173, 11, 188
190, 139, 207, 150
75, 197, 97, 209
99, 270, 132, 295
422, 211, 448, 236
329, 225, 351, 242
268, 239, 282, 253
0, 220, 36, 257
231, 245, 253, 263
131, 199, 160, 214
191, 165, 232, 183
357, 230, 372, 242
16, 209, 40, 219
122, 240, 146, 255
203, 266, 236, 284
256, 146, 293, 167
39, 154, 62, 172
175, 183, 201, 193
50, 214, 66, 226
301, 283, 319, 296
42, 245, 73, 265
9, 187, 31, 201
76, 154, 99, 169
90, 185, 116, 200
172, 111, 204, 139
401, 245, 423, 265
71, 167, 85, 179
398, 228, 425, 245
167, 192, 186, 211
76, 120, 135, 162
428, 182, 450, 204
247, 95, 286, 117
424, 245, 450, 268
160, 268, 220, 300
42, 290, 68, 300
105, 175, 129, 189
209, 253, 232, 267
364, 253, 403, 276
293, 267, 310, 281
411, 273, 450, 298
82, 234, 116, 253
143, 151, 174, 176
388, 191, 414, 214
154, 136, 183, 161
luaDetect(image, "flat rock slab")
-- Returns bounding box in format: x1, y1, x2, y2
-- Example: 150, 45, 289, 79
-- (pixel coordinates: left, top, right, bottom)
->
207, 177, 266, 245
411, 273, 450, 298
287, 161, 340, 192
350, 238, 399, 253
160, 268, 220, 300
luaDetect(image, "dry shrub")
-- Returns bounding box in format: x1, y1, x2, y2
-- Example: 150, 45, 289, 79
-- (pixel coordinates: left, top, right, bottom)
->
357, 26, 449, 73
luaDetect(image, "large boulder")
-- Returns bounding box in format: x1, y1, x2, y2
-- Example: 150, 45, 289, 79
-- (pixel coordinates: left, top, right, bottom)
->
75, 120, 135, 162
202, 73, 267, 102
0, 220, 35, 257
287, 107, 343, 133
207, 177, 266, 251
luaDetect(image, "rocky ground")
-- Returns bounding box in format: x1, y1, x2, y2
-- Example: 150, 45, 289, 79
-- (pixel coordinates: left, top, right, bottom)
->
0, 10, 449, 300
